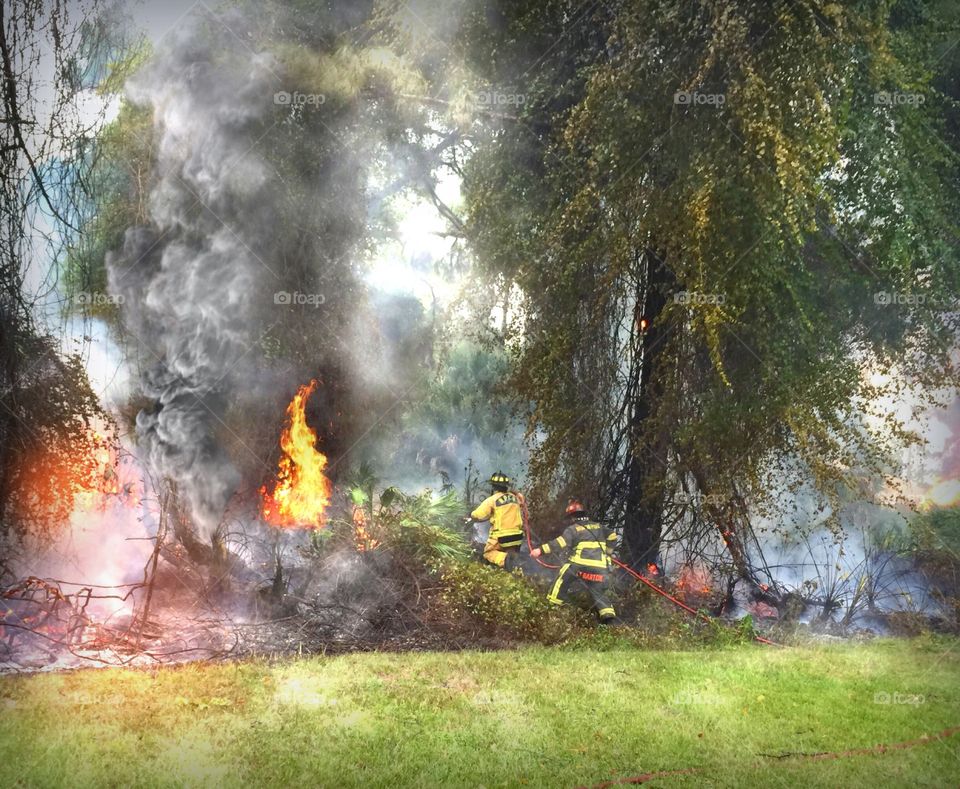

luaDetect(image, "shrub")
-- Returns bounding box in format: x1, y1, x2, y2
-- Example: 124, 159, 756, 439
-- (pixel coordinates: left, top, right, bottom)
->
885, 611, 931, 637
375, 488, 470, 564
435, 559, 584, 642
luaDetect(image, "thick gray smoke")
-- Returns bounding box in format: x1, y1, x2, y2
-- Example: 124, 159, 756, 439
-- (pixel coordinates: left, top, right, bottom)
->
104, 2, 529, 539
108, 14, 282, 535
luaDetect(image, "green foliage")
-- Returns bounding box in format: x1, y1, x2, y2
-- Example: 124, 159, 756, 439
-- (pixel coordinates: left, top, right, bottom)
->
344, 460, 379, 508
560, 625, 645, 652
908, 506, 960, 616
911, 506, 960, 556
317, 471, 774, 647
437, 559, 580, 641
457, 0, 960, 538
62, 69, 155, 322
372, 339, 527, 488
377, 489, 471, 563
307, 471, 579, 642
316, 468, 471, 564
733, 613, 757, 642
306, 518, 340, 555
670, 610, 759, 647
412, 341, 516, 438
323, 464, 594, 642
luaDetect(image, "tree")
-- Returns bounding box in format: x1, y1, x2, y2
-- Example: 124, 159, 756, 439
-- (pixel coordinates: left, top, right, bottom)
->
459, 0, 960, 582
0, 0, 128, 549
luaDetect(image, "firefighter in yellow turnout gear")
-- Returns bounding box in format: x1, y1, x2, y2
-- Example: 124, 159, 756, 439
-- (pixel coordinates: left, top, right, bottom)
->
531, 500, 618, 623
467, 471, 526, 570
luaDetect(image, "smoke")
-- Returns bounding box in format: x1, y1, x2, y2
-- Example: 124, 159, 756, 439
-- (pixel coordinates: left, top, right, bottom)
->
107, 11, 297, 536
99, 0, 527, 545
13, 447, 154, 620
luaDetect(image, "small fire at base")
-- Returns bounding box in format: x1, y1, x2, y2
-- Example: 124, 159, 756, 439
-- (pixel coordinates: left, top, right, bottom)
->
260, 380, 333, 530
352, 506, 381, 552
674, 563, 714, 599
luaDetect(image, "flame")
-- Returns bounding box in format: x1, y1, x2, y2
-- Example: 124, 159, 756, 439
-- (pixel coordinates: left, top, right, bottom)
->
72, 426, 140, 512
352, 505, 380, 552
675, 564, 713, 598
260, 380, 332, 529
646, 562, 659, 576
925, 478, 960, 508
92, 432, 119, 496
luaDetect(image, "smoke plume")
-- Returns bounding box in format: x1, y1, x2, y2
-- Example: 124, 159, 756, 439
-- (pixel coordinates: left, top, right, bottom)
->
108, 17, 283, 534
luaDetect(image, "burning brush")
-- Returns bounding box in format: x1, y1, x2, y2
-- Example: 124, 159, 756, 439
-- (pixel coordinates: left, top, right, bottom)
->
352, 505, 381, 553
674, 563, 715, 599
260, 380, 382, 553
260, 380, 333, 530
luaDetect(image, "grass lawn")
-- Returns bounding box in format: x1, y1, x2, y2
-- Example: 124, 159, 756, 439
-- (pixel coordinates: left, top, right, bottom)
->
0, 636, 957, 788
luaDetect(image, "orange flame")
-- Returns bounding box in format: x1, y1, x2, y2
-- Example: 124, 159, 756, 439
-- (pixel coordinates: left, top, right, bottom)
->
352, 505, 380, 552
260, 380, 332, 530
675, 564, 713, 598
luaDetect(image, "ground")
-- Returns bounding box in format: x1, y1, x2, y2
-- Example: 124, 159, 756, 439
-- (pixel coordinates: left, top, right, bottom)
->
0, 636, 957, 787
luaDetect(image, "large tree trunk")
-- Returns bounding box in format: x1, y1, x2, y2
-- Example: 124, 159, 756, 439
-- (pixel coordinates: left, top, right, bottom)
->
621, 248, 672, 569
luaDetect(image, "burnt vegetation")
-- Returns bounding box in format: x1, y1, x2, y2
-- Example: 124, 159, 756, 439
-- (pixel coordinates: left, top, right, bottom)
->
2, 0, 960, 670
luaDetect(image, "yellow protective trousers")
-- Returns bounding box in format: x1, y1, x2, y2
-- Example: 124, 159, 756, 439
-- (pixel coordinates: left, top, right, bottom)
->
482, 531, 524, 568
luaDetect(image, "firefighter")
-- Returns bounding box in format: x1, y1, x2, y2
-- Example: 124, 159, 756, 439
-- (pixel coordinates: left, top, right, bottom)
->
530, 500, 618, 623
465, 471, 526, 570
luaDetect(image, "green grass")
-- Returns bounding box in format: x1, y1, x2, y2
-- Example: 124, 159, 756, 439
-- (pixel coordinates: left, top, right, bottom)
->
0, 637, 957, 788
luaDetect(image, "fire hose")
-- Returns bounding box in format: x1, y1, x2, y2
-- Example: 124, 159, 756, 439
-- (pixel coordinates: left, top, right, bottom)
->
518, 496, 779, 647
578, 725, 960, 788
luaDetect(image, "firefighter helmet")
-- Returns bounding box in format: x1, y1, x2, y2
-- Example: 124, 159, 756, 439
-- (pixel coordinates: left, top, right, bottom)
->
565, 499, 586, 517
489, 471, 511, 488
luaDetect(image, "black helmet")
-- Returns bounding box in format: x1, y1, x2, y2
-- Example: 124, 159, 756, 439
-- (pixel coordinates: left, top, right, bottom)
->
489, 471, 510, 491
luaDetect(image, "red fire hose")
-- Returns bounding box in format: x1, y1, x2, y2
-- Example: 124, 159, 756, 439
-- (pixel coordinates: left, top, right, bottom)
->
578, 725, 960, 788
519, 496, 779, 646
